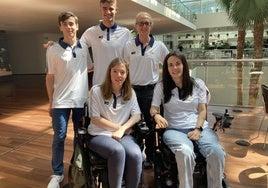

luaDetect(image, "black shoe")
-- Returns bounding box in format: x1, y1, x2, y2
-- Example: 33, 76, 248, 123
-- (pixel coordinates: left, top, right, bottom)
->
143, 160, 153, 169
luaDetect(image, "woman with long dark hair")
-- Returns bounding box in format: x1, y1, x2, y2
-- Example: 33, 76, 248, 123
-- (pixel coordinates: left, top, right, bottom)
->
150, 50, 225, 188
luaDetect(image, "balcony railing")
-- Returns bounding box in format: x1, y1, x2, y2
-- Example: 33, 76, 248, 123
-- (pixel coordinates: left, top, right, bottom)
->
188, 58, 268, 107
156, 0, 196, 22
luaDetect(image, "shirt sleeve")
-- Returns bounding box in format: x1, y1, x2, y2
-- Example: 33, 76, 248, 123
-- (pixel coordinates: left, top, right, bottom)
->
151, 82, 163, 107
195, 78, 208, 104
130, 89, 141, 116
46, 46, 55, 74
89, 86, 101, 117
160, 42, 170, 65
80, 27, 92, 48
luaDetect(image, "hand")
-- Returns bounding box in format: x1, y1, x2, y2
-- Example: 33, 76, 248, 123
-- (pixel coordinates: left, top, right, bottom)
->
112, 127, 125, 141
43, 41, 54, 48
154, 114, 168, 129
187, 129, 202, 141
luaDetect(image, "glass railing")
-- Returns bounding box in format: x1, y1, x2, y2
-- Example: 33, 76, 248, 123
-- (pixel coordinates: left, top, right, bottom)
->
156, 0, 196, 22
188, 58, 268, 107
183, 48, 268, 59
156, 0, 225, 16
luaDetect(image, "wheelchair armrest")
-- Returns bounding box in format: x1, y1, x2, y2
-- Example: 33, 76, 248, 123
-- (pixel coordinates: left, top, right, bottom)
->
135, 119, 149, 134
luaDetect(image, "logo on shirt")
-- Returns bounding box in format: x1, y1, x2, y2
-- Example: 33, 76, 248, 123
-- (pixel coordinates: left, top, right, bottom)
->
131, 51, 136, 55
104, 101, 109, 105
99, 36, 104, 39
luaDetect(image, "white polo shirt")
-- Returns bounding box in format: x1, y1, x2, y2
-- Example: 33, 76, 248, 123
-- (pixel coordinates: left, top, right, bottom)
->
123, 35, 169, 86
88, 85, 141, 136
46, 38, 91, 108
81, 23, 132, 85
151, 78, 209, 130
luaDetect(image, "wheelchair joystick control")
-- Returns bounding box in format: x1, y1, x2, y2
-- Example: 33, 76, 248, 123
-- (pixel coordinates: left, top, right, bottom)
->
137, 120, 149, 134
212, 109, 234, 132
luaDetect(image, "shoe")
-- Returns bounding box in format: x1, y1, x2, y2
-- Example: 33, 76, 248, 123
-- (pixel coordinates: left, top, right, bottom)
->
47, 175, 64, 188
143, 159, 153, 169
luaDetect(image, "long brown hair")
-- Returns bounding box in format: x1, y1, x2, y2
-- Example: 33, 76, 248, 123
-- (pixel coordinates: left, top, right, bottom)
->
162, 50, 196, 103
100, 57, 132, 101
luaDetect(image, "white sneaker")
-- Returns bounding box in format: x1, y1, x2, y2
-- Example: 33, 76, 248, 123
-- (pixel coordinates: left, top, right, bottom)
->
47, 175, 64, 188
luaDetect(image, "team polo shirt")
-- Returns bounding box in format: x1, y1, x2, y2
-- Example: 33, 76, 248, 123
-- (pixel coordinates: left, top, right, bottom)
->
46, 38, 91, 108
123, 35, 169, 86
88, 85, 141, 136
151, 78, 209, 130
81, 23, 132, 85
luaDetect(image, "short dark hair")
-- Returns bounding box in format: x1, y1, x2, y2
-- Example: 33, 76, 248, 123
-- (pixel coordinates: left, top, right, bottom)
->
100, 0, 116, 3
58, 11, 78, 25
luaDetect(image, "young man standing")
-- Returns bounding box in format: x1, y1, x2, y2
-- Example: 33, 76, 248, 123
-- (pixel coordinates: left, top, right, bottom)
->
46, 12, 91, 188
81, 0, 132, 86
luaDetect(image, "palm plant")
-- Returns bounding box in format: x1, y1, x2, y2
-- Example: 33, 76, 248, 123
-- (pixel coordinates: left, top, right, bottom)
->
218, 0, 268, 106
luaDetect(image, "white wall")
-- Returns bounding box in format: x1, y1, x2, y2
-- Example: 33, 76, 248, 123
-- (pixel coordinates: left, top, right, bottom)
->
196, 12, 232, 29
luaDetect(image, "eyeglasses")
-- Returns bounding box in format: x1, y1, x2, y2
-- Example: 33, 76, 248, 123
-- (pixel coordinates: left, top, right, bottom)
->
136, 21, 151, 27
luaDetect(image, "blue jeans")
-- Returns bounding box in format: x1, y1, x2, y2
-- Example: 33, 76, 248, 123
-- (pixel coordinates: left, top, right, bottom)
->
51, 108, 84, 175
88, 134, 143, 188
163, 128, 226, 188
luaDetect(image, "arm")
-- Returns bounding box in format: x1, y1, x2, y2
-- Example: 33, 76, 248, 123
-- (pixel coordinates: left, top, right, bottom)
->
112, 114, 141, 140
150, 105, 168, 129
196, 103, 207, 129
90, 116, 121, 131
45, 74, 54, 116
187, 103, 206, 140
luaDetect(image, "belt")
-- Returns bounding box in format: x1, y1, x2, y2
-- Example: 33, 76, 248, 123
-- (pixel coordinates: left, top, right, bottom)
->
132, 84, 156, 90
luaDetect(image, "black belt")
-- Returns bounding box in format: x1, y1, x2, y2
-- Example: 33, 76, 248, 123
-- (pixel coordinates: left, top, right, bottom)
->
132, 84, 156, 90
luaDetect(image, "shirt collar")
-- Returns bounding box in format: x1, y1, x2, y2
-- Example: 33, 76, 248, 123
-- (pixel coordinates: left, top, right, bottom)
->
135, 34, 154, 47
99, 22, 117, 32
58, 37, 82, 49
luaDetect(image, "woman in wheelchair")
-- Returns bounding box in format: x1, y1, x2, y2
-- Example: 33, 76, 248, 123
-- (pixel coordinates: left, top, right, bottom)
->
150, 50, 226, 188
87, 57, 143, 188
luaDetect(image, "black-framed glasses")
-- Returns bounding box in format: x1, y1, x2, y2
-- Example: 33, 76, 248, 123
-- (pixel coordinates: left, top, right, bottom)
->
136, 21, 151, 27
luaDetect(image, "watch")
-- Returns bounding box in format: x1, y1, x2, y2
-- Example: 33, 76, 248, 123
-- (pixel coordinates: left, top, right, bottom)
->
195, 126, 203, 132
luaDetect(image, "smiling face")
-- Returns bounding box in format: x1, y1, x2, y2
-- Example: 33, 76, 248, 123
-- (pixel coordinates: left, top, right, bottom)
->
135, 12, 152, 36
110, 63, 127, 90
167, 55, 184, 81
59, 16, 78, 40
100, 0, 118, 27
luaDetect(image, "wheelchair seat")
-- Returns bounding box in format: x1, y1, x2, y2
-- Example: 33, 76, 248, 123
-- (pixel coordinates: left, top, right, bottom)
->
154, 128, 207, 188
153, 108, 233, 188
72, 115, 149, 188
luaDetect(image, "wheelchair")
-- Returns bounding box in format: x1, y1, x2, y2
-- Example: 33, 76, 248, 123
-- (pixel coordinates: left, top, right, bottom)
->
153, 109, 234, 188
69, 103, 149, 188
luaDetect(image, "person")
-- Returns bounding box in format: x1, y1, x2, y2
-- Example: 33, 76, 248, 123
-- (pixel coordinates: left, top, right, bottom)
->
81, 0, 132, 86
150, 50, 226, 188
87, 57, 143, 188
45, 12, 92, 188
123, 11, 169, 169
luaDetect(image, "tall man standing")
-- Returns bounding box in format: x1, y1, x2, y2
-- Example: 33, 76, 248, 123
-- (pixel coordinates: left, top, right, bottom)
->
81, 0, 132, 86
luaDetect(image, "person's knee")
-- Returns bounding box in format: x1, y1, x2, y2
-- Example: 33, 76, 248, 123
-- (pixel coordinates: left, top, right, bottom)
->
110, 144, 125, 159
53, 134, 66, 144
132, 150, 143, 164
207, 145, 225, 162
174, 144, 195, 161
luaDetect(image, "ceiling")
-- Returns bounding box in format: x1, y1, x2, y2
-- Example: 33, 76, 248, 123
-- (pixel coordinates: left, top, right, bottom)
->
0, 0, 196, 36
